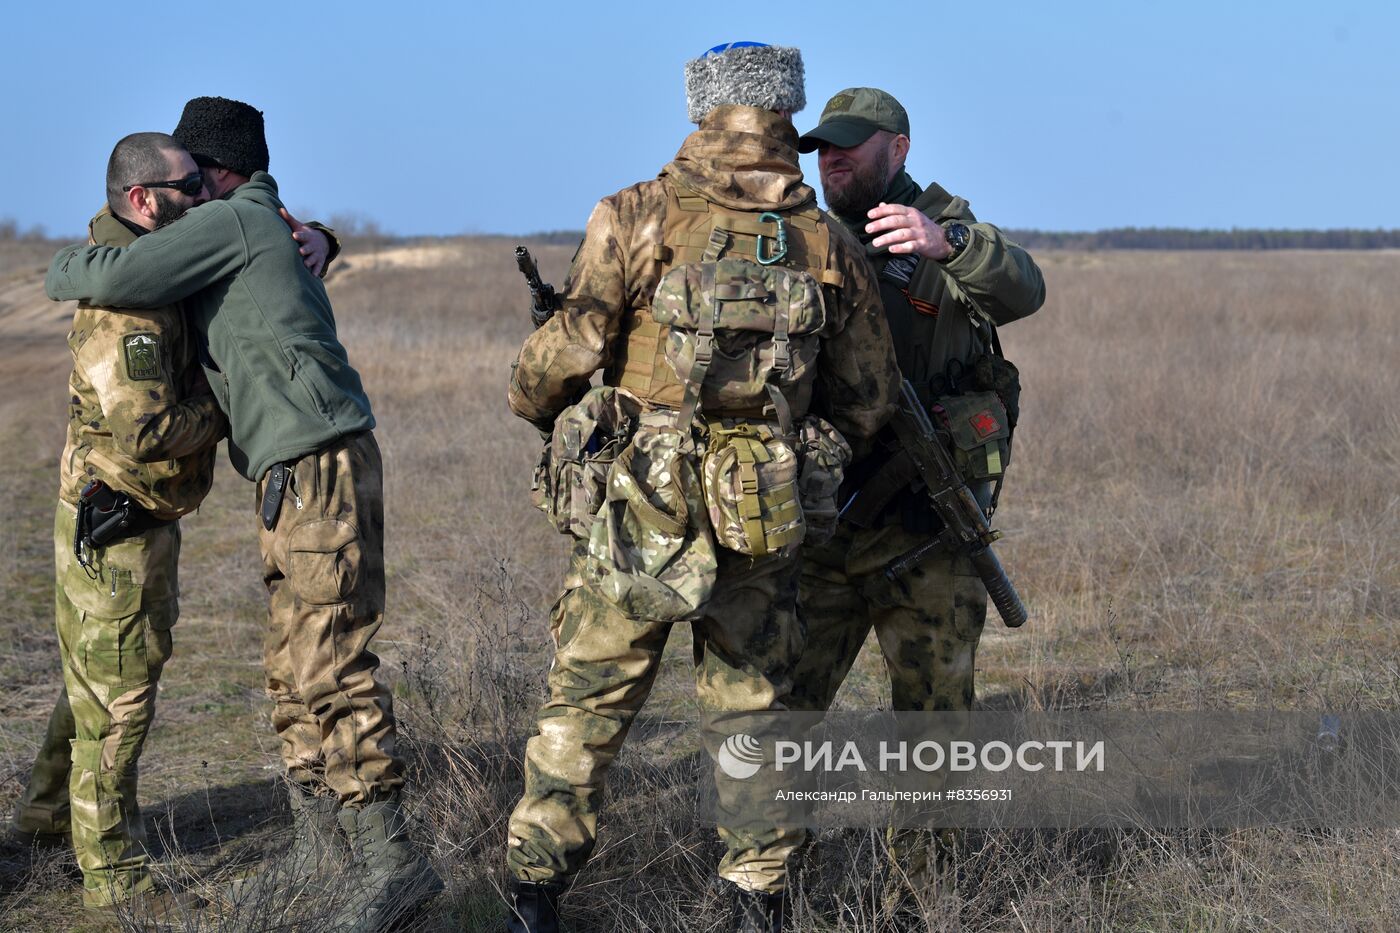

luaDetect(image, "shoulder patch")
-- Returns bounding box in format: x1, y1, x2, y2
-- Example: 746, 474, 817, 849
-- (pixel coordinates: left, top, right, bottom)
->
123, 333, 162, 381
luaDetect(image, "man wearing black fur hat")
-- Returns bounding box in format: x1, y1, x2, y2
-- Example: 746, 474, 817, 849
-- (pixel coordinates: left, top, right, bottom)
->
44, 96, 442, 931
502, 43, 900, 933
173, 95, 336, 275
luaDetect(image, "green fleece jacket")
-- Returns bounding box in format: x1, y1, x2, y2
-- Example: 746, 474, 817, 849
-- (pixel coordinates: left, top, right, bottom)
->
46, 172, 374, 481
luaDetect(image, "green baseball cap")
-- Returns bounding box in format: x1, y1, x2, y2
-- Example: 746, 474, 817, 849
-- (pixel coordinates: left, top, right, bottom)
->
797, 87, 910, 153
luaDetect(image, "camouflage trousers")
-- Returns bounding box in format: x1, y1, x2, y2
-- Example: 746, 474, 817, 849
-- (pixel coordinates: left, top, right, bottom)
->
17, 502, 180, 906
256, 430, 401, 805
790, 521, 988, 901
789, 522, 987, 714
507, 543, 804, 895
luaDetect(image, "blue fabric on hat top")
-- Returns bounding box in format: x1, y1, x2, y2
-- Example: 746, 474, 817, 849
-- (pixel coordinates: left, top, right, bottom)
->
704, 41, 769, 56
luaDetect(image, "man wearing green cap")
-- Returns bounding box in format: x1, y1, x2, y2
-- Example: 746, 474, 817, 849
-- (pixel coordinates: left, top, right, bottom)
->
43, 96, 441, 931
790, 87, 1045, 904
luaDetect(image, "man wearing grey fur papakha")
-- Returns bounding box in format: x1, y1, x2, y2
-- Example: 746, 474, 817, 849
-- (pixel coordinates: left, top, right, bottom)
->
504, 42, 898, 933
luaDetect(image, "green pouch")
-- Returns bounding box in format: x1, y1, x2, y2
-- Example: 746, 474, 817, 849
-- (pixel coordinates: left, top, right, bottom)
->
932, 390, 1012, 482
652, 257, 827, 417
700, 419, 804, 559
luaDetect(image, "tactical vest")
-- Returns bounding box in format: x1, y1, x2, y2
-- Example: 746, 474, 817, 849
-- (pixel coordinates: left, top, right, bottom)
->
605, 182, 845, 420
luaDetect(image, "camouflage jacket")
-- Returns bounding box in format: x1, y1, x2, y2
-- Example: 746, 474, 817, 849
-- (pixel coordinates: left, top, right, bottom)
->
508, 105, 899, 448
833, 172, 1045, 530
59, 209, 225, 519
833, 170, 1045, 401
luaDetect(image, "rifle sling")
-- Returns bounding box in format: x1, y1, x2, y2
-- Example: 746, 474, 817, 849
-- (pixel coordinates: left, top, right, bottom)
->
840, 449, 920, 529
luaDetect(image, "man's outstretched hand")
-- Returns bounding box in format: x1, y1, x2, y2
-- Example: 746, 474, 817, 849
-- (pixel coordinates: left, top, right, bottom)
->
279, 208, 330, 277
866, 202, 953, 261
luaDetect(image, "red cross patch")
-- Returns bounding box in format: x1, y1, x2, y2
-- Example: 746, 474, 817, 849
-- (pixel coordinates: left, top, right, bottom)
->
969, 410, 1001, 439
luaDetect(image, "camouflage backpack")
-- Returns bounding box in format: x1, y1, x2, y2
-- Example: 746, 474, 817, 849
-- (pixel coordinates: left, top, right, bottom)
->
641, 187, 845, 558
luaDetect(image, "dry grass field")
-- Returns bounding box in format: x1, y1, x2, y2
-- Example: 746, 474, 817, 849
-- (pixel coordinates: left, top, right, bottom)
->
1, 237, 1396, 932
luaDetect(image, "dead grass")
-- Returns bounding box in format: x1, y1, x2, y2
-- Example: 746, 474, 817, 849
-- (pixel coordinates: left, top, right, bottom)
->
0, 241, 1396, 931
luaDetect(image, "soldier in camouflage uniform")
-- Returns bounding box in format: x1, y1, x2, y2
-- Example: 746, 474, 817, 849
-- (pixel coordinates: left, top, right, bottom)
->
504, 44, 900, 933
45, 98, 440, 931
789, 89, 1045, 901
10, 132, 225, 914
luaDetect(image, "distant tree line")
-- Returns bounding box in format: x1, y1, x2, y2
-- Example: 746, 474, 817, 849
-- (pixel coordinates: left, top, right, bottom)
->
0, 218, 50, 241
1004, 228, 1400, 250
521, 227, 1400, 251
6, 217, 1398, 251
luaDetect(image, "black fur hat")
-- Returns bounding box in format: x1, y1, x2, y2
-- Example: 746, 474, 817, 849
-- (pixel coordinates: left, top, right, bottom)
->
172, 96, 269, 177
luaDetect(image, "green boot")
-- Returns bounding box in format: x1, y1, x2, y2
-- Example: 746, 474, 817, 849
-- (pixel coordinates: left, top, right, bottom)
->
284, 783, 344, 878
225, 783, 343, 909
330, 792, 443, 932
12, 689, 75, 843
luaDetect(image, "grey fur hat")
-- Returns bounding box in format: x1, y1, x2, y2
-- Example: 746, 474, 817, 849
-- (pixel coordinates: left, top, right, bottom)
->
684, 42, 806, 124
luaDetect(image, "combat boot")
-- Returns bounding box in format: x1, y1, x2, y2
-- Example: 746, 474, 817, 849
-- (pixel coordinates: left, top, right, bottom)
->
504, 879, 563, 933
7, 819, 69, 850
730, 883, 786, 933
329, 791, 443, 932
225, 783, 344, 907
878, 827, 959, 924
87, 888, 204, 929
284, 782, 344, 879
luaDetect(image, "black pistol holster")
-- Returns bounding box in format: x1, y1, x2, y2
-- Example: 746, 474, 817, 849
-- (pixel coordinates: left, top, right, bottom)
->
74, 480, 169, 567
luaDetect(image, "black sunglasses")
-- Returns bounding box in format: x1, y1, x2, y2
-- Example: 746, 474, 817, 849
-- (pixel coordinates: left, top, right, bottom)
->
122, 172, 205, 197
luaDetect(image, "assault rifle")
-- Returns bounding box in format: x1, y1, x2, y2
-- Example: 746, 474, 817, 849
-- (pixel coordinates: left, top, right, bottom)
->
514, 246, 559, 329
843, 379, 1028, 628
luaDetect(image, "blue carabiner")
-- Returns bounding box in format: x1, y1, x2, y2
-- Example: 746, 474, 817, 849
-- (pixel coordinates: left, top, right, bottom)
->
755, 211, 788, 266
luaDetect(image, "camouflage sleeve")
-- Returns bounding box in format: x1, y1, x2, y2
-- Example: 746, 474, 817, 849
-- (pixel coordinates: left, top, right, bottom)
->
74, 311, 227, 463
815, 226, 900, 445
306, 221, 342, 276
937, 203, 1046, 326
507, 199, 628, 429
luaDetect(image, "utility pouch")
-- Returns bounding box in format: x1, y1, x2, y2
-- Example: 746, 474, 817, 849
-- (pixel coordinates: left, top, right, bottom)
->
931, 391, 1012, 482
794, 414, 852, 546
584, 416, 717, 621
966, 352, 1022, 430
652, 256, 827, 423
533, 386, 643, 539
700, 419, 804, 559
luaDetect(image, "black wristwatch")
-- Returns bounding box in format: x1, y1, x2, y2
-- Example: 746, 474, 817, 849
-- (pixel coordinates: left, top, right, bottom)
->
942, 222, 971, 261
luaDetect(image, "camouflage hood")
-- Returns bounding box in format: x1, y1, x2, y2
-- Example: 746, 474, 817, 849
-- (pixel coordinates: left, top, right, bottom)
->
661, 105, 814, 212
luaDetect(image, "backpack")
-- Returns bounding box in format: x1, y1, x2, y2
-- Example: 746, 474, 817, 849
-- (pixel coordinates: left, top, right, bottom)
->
634, 185, 847, 558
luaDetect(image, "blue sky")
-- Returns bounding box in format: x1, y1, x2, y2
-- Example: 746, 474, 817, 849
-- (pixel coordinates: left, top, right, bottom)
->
2, 0, 1394, 237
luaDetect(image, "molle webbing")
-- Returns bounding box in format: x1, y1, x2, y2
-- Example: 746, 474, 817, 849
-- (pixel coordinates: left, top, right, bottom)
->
609, 184, 842, 408
708, 420, 803, 559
